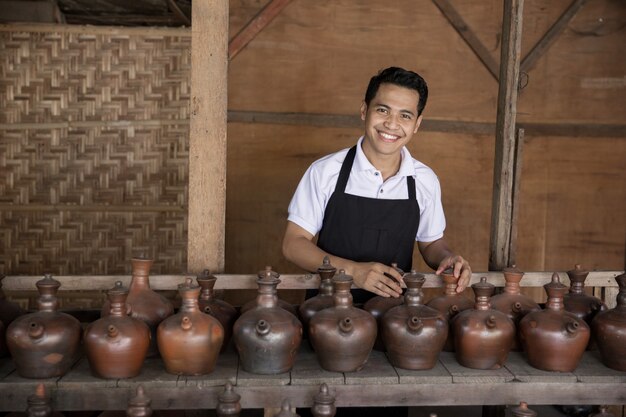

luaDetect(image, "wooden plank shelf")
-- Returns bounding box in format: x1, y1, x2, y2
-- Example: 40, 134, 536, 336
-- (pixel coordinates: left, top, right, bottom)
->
0, 345, 624, 411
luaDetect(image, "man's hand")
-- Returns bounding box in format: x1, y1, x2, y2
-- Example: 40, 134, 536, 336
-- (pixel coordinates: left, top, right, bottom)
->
435, 255, 471, 293
350, 262, 404, 298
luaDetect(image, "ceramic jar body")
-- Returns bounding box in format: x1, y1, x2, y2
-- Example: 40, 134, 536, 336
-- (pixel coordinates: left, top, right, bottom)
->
519, 274, 590, 372
426, 270, 473, 351
197, 271, 238, 352
84, 282, 150, 379
591, 273, 626, 371
233, 272, 302, 374
364, 295, 404, 351
299, 257, 337, 338
309, 271, 377, 372
102, 258, 174, 357
489, 267, 540, 351
7, 275, 82, 378
158, 279, 224, 375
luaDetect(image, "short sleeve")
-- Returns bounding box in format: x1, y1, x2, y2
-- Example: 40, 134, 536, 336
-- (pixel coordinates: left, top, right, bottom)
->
415, 173, 446, 242
287, 164, 328, 236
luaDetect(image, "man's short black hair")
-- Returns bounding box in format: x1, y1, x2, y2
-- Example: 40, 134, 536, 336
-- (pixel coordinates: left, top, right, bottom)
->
364, 67, 428, 116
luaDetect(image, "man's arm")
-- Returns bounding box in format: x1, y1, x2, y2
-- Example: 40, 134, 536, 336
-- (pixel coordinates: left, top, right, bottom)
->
418, 238, 472, 292
282, 221, 404, 298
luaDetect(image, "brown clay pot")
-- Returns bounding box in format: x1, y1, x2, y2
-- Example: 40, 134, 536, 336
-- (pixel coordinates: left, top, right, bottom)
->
102, 256, 174, 357
519, 273, 590, 372
276, 400, 300, 417
489, 266, 541, 351
298, 257, 337, 338
127, 385, 153, 417
217, 382, 241, 417
591, 272, 626, 371
26, 383, 64, 417
381, 270, 448, 370
7, 274, 82, 378
452, 277, 515, 370
157, 277, 224, 375
233, 268, 302, 374
84, 281, 150, 379
196, 270, 238, 352
511, 402, 537, 417
363, 263, 405, 351
311, 383, 336, 417
309, 270, 377, 372
240, 266, 298, 318
426, 269, 473, 351
564, 264, 607, 350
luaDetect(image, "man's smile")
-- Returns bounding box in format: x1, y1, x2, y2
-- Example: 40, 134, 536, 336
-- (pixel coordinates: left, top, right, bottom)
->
377, 130, 401, 142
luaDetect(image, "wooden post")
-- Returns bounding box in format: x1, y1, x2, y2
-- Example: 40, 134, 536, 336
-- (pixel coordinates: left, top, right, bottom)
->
188, 0, 228, 273
507, 128, 525, 266
489, 0, 524, 272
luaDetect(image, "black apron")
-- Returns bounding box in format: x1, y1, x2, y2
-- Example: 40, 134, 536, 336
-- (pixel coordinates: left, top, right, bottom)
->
315, 145, 420, 304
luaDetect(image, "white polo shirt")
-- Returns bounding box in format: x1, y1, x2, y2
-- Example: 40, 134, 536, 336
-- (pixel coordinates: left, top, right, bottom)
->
287, 137, 446, 242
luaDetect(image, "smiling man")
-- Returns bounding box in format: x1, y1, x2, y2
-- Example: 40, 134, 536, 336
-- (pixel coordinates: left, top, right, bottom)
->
282, 67, 471, 304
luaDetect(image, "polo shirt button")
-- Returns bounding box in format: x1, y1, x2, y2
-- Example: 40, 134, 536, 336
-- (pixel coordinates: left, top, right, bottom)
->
380, 189, 384, 193
375, 172, 379, 176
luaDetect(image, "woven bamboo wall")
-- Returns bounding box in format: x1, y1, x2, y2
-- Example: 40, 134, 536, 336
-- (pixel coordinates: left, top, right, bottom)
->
0, 27, 191, 275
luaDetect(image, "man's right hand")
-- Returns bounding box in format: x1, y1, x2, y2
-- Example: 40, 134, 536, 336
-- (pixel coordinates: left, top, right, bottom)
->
349, 261, 404, 298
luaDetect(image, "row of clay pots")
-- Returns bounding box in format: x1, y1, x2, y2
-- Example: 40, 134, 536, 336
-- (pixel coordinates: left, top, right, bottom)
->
2, 258, 625, 378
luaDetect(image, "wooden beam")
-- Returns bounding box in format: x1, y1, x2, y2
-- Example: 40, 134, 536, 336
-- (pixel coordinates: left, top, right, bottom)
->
507, 128, 525, 265
228, 0, 293, 61
187, 0, 228, 274
490, 0, 524, 271
521, 0, 589, 74
167, 0, 191, 27
432, 0, 500, 81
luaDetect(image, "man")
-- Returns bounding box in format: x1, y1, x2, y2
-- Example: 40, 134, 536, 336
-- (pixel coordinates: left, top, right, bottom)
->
283, 67, 471, 302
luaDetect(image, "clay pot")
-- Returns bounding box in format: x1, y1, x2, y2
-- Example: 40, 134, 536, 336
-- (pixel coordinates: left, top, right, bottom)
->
7, 274, 82, 378
84, 281, 150, 379
564, 264, 607, 350
217, 382, 241, 417
309, 270, 377, 372
363, 263, 405, 351
298, 257, 337, 337
233, 268, 302, 374
241, 266, 298, 317
381, 270, 447, 370
0, 275, 26, 328
511, 402, 537, 417
26, 384, 64, 417
591, 272, 626, 371
489, 266, 541, 351
196, 270, 238, 352
102, 256, 174, 357
452, 277, 515, 369
311, 383, 336, 417
127, 385, 152, 417
426, 269, 473, 351
157, 278, 224, 375
276, 400, 300, 417
519, 273, 590, 372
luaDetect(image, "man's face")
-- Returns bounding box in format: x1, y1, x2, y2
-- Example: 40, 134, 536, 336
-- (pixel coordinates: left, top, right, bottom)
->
360, 83, 422, 160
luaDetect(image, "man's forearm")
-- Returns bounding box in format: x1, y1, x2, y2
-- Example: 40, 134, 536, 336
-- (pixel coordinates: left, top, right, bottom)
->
419, 238, 455, 271
282, 235, 356, 275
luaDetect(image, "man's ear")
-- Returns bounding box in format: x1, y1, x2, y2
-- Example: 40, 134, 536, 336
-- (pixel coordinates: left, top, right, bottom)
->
360, 101, 367, 121
414, 115, 423, 133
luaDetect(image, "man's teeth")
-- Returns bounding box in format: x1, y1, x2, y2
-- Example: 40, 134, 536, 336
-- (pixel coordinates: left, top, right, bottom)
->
380, 132, 399, 140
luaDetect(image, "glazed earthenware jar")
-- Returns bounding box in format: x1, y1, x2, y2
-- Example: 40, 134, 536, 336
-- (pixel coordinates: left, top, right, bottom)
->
591, 272, 626, 371
127, 385, 152, 417
426, 269, 473, 351
217, 382, 241, 417
0, 275, 25, 328
311, 383, 336, 417
452, 277, 515, 369
7, 274, 82, 378
381, 270, 448, 370
519, 273, 590, 372
233, 269, 302, 374
489, 266, 541, 351
197, 270, 238, 352
84, 281, 150, 379
309, 270, 377, 372
240, 266, 298, 317
511, 402, 537, 417
158, 278, 224, 375
26, 384, 64, 417
298, 257, 337, 337
102, 256, 174, 357
564, 264, 607, 350
363, 263, 405, 351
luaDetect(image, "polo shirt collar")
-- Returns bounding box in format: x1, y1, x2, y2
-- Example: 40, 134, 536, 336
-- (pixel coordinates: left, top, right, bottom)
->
355, 136, 415, 177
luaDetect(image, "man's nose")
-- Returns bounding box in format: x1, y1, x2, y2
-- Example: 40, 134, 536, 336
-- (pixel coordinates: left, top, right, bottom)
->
384, 114, 399, 129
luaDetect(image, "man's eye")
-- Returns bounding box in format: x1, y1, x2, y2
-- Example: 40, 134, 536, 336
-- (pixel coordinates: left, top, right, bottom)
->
377, 108, 388, 114
402, 114, 412, 120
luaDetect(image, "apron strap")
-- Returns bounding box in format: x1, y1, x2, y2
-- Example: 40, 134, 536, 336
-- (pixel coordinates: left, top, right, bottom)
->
335, 146, 357, 194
